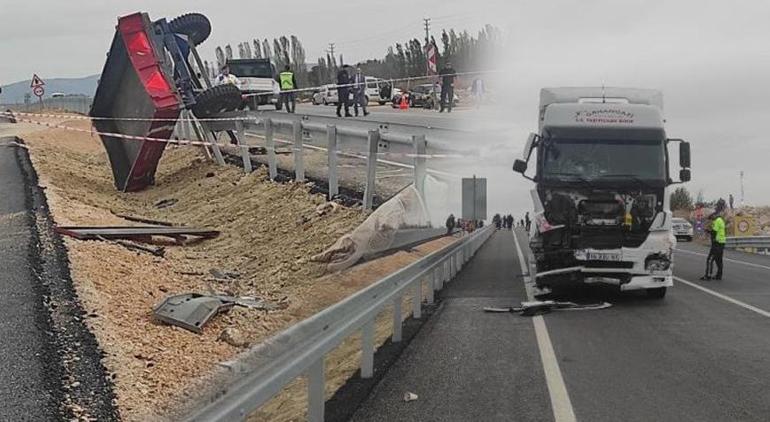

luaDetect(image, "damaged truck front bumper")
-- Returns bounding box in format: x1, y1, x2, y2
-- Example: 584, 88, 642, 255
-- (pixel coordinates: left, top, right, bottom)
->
535, 231, 675, 291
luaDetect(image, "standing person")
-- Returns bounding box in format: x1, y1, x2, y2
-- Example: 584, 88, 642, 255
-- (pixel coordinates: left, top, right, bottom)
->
471, 77, 485, 108
438, 61, 456, 113
336, 65, 353, 118
278, 65, 297, 114
445, 214, 456, 235
352, 67, 369, 117
700, 214, 718, 280
524, 212, 531, 232
711, 211, 727, 280
493, 214, 501, 229
216, 65, 239, 85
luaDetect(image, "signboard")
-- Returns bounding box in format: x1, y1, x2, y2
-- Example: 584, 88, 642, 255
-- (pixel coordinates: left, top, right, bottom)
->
426, 44, 438, 75
30, 74, 45, 88
32, 86, 45, 97
733, 215, 756, 237
461, 177, 487, 221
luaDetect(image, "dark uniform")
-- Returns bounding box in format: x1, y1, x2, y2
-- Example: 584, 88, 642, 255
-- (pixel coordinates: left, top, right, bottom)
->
438, 64, 456, 113
336, 67, 352, 117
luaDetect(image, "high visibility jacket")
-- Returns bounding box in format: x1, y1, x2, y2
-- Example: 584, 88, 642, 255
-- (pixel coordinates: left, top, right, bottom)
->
279, 72, 295, 90
713, 216, 726, 244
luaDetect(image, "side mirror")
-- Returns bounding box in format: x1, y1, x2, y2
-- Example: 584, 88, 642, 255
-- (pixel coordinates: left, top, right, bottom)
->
523, 132, 538, 160
679, 141, 691, 168
680, 168, 691, 182
513, 159, 528, 174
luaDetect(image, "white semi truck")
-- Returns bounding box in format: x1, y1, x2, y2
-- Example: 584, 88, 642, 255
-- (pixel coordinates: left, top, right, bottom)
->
513, 87, 691, 299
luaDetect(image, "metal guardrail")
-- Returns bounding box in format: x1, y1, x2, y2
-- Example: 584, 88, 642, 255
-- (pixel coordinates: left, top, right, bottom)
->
725, 236, 770, 249
179, 225, 494, 421
193, 113, 433, 211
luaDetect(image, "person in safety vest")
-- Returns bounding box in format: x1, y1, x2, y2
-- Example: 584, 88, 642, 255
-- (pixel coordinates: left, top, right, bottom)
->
711, 210, 727, 280
279, 65, 298, 113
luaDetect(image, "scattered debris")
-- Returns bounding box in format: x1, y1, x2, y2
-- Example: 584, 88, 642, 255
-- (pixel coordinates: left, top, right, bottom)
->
217, 327, 247, 348
403, 392, 419, 402
209, 268, 240, 281
55, 225, 220, 243
248, 146, 267, 155
95, 235, 165, 257
154, 198, 178, 209
113, 213, 175, 227
315, 202, 341, 216
484, 301, 612, 316
153, 293, 276, 334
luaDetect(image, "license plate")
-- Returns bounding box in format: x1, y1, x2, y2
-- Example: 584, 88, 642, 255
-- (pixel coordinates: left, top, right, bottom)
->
586, 252, 623, 261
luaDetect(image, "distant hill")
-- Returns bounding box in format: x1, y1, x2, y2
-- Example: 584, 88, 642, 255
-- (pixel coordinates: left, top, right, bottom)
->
0, 75, 99, 104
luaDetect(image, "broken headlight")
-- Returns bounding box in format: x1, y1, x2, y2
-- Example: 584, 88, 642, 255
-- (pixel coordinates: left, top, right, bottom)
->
645, 256, 671, 272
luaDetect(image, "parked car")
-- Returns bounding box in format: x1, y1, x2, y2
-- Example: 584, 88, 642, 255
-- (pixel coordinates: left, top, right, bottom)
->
672, 217, 694, 241
391, 84, 459, 109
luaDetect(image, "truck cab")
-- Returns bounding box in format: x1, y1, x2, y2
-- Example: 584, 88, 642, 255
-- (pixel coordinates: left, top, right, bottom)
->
226, 58, 281, 110
513, 87, 691, 299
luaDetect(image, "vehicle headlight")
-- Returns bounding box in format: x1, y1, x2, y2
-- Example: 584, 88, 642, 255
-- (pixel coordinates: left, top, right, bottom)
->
645, 257, 671, 271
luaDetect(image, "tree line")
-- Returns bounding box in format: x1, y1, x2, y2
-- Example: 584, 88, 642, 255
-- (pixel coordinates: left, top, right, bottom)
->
203, 24, 502, 90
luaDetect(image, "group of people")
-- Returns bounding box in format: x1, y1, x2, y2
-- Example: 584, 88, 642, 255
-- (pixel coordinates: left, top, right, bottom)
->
335, 64, 370, 118
493, 214, 515, 230
445, 214, 484, 235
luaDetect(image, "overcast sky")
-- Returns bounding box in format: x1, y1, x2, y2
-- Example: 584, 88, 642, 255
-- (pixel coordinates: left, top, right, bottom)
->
2, 0, 769, 206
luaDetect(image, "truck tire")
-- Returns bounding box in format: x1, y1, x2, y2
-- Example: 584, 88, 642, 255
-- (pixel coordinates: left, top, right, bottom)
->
646, 287, 667, 299
168, 13, 212, 46
192, 84, 242, 118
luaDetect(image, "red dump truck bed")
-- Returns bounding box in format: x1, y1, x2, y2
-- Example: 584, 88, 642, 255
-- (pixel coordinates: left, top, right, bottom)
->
91, 12, 182, 192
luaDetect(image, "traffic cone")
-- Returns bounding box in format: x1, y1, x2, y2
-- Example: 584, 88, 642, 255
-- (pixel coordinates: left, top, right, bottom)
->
399, 94, 409, 110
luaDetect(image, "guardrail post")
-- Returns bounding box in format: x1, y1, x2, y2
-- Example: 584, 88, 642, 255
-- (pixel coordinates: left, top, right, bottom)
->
412, 134, 427, 199
307, 358, 325, 422
363, 130, 379, 210
265, 118, 277, 180
235, 120, 252, 173
426, 275, 435, 304
412, 280, 422, 319
327, 125, 338, 199
293, 120, 304, 182
392, 297, 402, 342
361, 320, 374, 378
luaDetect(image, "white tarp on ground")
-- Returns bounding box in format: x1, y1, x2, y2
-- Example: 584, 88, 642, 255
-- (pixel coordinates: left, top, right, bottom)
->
312, 185, 431, 272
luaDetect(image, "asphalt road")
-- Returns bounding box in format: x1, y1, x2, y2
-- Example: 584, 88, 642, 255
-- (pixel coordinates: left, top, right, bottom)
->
350, 229, 770, 421
0, 141, 57, 421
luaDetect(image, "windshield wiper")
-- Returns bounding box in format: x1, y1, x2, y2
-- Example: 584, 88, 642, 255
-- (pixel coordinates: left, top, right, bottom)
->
596, 174, 658, 190
545, 172, 596, 188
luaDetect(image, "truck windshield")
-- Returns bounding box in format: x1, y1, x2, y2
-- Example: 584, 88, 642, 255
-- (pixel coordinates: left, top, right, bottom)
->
542, 138, 665, 181
228, 62, 273, 78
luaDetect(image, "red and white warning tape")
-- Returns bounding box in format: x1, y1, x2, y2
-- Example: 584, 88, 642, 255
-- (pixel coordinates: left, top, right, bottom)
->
9, 115, 465, 159
0, 110, 260, 123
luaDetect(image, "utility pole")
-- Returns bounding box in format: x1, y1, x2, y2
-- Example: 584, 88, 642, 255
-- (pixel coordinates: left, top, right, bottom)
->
740, 170, 745, 207
423, 18, 431, 44
327, 43, 335, 60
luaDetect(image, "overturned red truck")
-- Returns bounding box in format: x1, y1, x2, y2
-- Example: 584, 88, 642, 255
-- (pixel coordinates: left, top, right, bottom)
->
91, 12, 241, 191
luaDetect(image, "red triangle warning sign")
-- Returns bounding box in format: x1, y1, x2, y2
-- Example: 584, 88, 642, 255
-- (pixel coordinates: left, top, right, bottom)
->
30, 74, 45, 88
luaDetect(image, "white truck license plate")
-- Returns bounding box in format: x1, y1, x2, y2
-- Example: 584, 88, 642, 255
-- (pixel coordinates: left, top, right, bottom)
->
586, 252, 622, 261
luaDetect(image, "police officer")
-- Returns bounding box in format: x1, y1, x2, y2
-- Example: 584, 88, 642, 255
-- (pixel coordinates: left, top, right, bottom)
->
336, 65, 352, 118
711, 211, 727, 280
438, 61, 456, 113
279, 65, 297, 113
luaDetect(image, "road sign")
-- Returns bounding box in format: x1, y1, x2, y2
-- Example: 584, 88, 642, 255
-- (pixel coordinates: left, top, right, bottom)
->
30, 74, 45, 88
462, 176, 487, 221
32, 86, 45, 97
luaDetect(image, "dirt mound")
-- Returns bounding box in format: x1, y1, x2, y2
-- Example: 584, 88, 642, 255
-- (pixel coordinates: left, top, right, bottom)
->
20, 117, 455, 420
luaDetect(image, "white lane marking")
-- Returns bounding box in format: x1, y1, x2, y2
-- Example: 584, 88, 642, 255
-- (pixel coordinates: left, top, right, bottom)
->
512, 230, 577, 422
674, 276, 770, 318
675, 248, 770, 271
